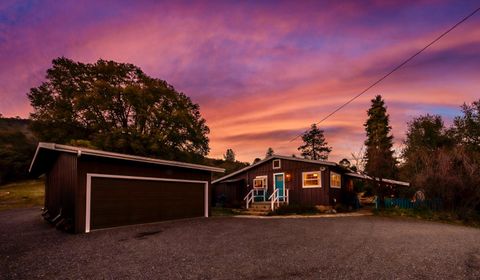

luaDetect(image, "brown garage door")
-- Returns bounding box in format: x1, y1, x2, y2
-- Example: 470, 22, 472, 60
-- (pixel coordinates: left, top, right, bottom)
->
90, 177, 205, 230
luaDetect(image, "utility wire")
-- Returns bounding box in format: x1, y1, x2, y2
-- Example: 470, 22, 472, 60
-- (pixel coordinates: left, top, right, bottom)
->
289, 6, 480, 142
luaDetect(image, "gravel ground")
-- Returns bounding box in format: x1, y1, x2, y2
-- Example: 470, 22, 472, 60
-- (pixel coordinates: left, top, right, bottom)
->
1, 208, 480, 280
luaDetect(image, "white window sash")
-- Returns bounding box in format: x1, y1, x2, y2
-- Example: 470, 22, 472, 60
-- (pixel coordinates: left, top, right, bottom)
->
302, 171, 322, 188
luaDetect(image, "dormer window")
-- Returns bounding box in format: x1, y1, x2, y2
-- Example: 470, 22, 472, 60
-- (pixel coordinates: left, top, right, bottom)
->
273, 159, 281, 169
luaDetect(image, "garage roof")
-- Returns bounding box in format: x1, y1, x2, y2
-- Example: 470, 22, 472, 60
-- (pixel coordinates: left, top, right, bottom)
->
29, 142, 225, 176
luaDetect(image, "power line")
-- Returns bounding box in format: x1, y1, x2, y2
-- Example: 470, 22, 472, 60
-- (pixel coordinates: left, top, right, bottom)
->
289, 6, 480, 142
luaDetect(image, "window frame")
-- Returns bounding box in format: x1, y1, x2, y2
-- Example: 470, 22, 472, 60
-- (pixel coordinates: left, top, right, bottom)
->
330, 172, 341, 189
272, 159, 281, 169
253, 175, 268, 189
302, 171, 322, 188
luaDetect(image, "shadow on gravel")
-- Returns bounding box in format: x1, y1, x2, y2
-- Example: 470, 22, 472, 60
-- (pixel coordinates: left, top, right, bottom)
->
134, 230, 163, 239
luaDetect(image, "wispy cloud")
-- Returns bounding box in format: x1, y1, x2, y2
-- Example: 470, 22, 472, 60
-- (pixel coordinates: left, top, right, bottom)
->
0, 0, 479, 162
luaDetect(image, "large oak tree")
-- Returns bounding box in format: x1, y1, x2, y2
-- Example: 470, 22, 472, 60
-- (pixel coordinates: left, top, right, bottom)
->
28, 57, 210, 161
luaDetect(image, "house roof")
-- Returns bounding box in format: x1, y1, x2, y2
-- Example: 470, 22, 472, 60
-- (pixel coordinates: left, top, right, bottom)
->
29, 142, 225, 176
345, 172, 410, 186
212, 155, 337, 184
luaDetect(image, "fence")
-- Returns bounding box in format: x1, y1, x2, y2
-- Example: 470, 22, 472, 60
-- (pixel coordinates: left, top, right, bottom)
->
376, 197, 443, 211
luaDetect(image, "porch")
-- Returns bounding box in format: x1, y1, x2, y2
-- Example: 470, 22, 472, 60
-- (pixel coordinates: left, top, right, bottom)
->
243, 186, 290, 214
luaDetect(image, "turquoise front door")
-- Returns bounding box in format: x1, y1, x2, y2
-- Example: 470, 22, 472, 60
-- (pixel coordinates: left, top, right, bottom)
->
274, 173, 284, 201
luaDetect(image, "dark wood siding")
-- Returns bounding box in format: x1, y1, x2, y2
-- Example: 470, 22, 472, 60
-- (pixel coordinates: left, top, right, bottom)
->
212, 179, 246, 208
45, 153, 77, 219
75, 155, 211, 233
90, 177, 205, 230
213, 158, 342, 207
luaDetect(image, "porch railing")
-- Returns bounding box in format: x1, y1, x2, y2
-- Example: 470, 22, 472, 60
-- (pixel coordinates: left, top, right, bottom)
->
244, 189, 255, 209
269, 188, 279, 211
269, 189, 290, 211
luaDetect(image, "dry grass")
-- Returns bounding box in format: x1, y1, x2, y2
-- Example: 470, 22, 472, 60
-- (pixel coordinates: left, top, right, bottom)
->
0, 179, 44, 211
374, 207, 480, 228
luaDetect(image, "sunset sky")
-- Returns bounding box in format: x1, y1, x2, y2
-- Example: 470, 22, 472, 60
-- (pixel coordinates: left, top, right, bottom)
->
1, 0, 479, 162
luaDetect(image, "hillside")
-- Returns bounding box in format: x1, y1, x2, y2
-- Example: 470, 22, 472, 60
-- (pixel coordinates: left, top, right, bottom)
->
0, 117, 34, 139
203, 158, 249, 180
0, 117, 37, 185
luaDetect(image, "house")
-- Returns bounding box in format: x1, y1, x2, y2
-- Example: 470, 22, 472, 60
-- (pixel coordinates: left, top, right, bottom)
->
212, 155, 408, 210
29, 143, 224, 233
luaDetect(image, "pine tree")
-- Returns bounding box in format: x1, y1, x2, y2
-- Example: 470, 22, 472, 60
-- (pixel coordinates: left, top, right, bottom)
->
224, 149, 235, 162
265, 147, 274, 158
297, 124, 332, 160
364, 95, 397, 179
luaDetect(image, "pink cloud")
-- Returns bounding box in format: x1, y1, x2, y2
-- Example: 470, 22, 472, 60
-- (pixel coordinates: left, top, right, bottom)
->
0, 0, 479, 163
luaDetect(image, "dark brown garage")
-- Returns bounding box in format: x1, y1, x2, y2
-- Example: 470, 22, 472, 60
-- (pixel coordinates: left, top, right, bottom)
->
29, 143, 224, 233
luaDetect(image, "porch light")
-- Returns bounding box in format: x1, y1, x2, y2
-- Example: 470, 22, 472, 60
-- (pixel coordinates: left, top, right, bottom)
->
286, 173, 292, 182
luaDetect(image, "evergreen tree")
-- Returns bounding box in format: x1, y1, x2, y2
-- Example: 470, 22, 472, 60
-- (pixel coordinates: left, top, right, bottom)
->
253, 157, 261, 164
452, 99, 480, 152
297, 124, 332, 160
364, 95, 397, 206
364, 95, 397, 178
265, 147, 274, 158
224, 149, 236, 162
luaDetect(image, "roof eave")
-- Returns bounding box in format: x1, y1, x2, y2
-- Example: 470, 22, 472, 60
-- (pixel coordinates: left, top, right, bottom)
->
345, 172, 410, 186
29, 142, 225, 175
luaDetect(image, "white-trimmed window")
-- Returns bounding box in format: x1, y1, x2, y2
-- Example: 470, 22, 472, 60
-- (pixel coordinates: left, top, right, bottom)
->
253, 176, 267, 189
302, 171, 321, 188
273, 159, 281, 169
330, 172, 341, 189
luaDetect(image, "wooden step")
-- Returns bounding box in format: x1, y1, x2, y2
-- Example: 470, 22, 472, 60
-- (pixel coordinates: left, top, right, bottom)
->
233, 208, 271, 216
242, 209, 270, 216
249, 204, 271, 211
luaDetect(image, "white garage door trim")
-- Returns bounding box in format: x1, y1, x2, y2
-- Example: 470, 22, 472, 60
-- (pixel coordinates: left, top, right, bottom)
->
85, 173, 209, 233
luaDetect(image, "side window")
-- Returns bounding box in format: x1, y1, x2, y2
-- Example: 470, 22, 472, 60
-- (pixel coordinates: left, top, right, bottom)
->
302, 171, 321, 188
330, 172, 341, 189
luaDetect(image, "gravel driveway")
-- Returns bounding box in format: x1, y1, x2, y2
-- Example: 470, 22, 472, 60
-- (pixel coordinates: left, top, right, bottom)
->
1, 208, 480, 279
